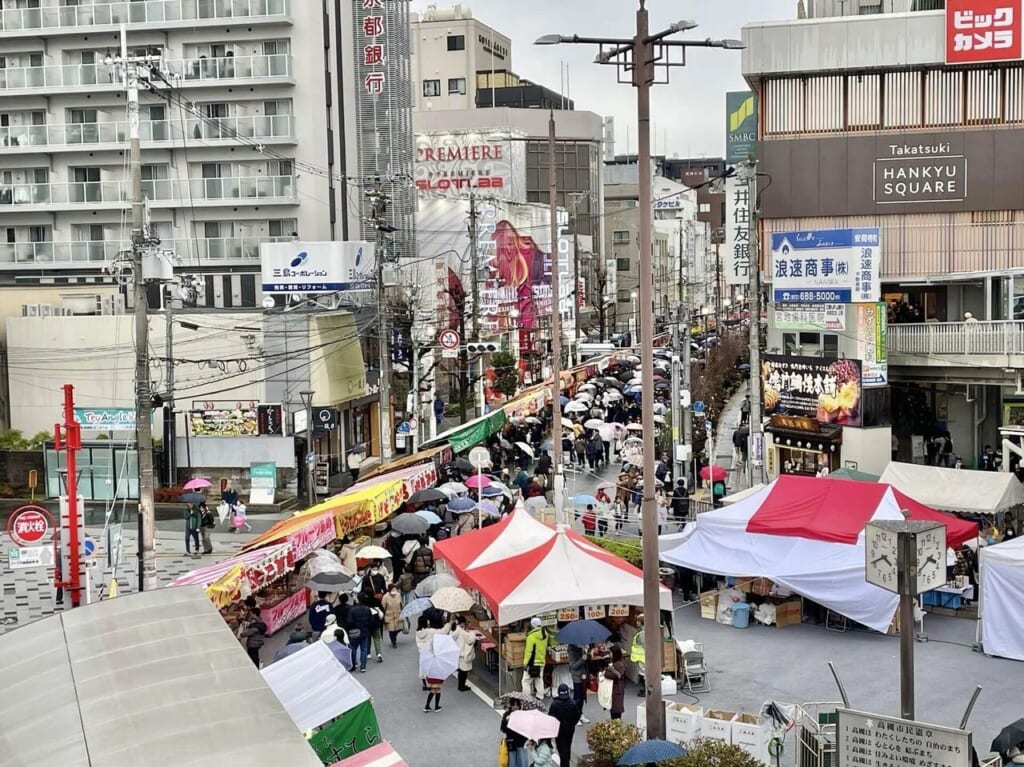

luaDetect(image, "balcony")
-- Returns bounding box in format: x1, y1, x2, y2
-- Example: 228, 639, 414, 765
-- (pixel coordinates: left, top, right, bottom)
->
0, 54, 292, 95
0, 176, 298, 211
0, 236, 291, 269
888, 321, 1024, 369
0, 115, 295, 153
0, 0, 291, 36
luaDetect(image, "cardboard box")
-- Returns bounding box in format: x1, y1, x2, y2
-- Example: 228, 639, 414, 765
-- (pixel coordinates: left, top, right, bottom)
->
503, 633, 527, 666
700, 590, 717, 620
733, 713, 772, 763
775, 598, 802, 628
637, 700, 669, 740
667, 703, 703, 744
702, 709, 737, 743
662, 639, 677, 673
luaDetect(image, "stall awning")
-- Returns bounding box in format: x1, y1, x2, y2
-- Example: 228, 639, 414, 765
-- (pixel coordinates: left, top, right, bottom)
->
170, 543, 295, 608
0, 586, 324, 767
331, 742, 408, 767
359, 444, 452, 482
240, 510, 339, 560
880, 461, 1024, 514
419, 409, 507, 453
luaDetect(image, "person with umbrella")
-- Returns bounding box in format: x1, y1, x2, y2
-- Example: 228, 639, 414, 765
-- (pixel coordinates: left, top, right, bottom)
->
500, 699, 530, 767
450, 614, 476, 691
183, 497, 203, 558
548, 683, 581, 765
567, 644, 591, 724
381, 582, 404, 648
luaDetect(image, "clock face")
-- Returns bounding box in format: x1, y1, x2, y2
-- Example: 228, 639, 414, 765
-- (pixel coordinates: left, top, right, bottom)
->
865, 524, 899, 594
915, 525, 947, 595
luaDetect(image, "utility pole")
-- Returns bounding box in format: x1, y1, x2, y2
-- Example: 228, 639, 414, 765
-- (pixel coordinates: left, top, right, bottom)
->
681, 236, 693, 486
370, 181, 394, 464
573, 227, 581, 366
164, 292, 176, 487
108, 28, 159, 593
300, 390, 315, 507
534, 7, 743, 739
54, 385, 82, 607
548, 112, 567, 527
468, 192, 480, 345
742, 161, 763, 485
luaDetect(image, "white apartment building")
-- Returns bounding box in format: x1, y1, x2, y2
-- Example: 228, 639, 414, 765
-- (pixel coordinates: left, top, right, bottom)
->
411, 4, 511, 111
0, 0, 360, 305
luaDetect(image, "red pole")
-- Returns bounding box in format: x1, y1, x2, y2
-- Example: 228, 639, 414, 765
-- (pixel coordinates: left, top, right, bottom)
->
63, 384, 82, 607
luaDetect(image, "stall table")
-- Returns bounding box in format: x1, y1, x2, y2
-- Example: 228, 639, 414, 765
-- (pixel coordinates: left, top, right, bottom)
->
922, 584, 975, 610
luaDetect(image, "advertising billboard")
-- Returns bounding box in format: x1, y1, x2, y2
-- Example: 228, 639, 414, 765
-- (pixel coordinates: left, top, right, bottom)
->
726, 91, 757, 164
723, 175, 751, 285
856, 303, 889, 388
189, 403, 259, 436
773, 303, 846, 331
762, 354, 863, 427
758, 129, 1024, 218
415, 130, 526, 203
260, 241, 375, 294
770, 228, 880, 304
946, 0, 1022, 64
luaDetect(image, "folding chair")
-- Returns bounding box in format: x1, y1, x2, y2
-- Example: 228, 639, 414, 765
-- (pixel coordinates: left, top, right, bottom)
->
681, 649, 710, 693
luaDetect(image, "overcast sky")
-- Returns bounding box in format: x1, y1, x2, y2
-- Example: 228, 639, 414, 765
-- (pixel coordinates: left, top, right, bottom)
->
410, 0, 796, 159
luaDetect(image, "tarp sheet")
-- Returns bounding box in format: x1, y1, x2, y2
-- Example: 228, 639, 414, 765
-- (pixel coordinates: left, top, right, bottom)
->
310, 700, 381, 764
880, 462, 1024, 513
418, 408, 507, 453
979, 537, 1024, 661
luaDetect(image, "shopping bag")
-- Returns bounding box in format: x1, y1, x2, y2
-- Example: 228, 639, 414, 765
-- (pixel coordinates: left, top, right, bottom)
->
498, 737, 509, 767
597, 674, 614, 710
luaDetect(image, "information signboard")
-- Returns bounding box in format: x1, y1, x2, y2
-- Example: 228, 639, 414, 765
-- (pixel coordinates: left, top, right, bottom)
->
770, 228, 881, 304
837, 709, 970, 767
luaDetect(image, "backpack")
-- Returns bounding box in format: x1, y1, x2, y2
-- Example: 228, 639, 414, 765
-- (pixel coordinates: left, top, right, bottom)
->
409, 546, 434, 576
201, 509, 216, 529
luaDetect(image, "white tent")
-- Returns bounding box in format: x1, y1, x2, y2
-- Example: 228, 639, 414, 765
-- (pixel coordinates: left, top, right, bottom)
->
979, 537, 1024, 661
722, 483, 767, 506
879, 462, 1024, 514
261, 641, 371, 732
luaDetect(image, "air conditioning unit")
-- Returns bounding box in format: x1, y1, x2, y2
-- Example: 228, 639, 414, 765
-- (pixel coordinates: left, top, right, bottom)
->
22, 304, 40, 317
40, 305, 53, 317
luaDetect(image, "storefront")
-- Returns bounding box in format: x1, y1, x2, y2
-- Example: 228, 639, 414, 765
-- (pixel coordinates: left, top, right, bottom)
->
764, 415, 843, 478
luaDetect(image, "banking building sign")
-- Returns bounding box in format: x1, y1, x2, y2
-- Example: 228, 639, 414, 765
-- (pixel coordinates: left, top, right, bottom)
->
759, 128, 1024, 218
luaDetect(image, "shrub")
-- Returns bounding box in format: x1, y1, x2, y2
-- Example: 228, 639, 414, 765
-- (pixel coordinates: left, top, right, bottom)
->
663, 738, 768, 767
585, 719, 642, 766
154, 485, 187, 503
585, 535, 643, 568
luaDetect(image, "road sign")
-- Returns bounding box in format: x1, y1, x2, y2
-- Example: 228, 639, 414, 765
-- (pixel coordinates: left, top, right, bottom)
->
6, 504, 53, 547
83, 537, 96, 559
468, 446, 491, 470
306, 451, 315, 467
439, 328, 460, 359
692, 400, 705, 414
7, 545, 53, 569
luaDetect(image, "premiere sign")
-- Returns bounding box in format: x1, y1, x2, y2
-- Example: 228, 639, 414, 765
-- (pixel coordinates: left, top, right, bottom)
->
414, 130, 526, 203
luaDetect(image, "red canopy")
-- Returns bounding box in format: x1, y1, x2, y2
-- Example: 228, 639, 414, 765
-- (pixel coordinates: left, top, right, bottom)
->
745, 475, 977, 548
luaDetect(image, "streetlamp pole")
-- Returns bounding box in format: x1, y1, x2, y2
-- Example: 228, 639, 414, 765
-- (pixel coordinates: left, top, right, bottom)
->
535, 7, 743, 739
300, 390, 315, 507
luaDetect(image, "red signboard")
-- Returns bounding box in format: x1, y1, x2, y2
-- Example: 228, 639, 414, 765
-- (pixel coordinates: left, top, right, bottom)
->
946, 0, 1022, 64
6, 505, 53, 547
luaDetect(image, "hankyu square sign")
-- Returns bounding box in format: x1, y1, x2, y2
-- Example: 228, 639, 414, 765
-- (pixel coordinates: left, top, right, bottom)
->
946, 0, 1022, 64
770, 228, 880, 304
873, 142, 967, 205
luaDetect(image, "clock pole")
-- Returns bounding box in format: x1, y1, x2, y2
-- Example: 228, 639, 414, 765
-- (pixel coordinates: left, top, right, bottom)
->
898, 531, 916, 720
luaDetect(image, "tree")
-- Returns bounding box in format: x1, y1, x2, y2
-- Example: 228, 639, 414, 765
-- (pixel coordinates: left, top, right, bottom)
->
665, 738, 767, 767
589, 261, 610, 341
490, 350, 519, 398
0, 429, 51, 451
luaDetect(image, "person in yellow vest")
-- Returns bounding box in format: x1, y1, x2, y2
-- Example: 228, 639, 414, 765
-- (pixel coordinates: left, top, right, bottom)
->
630, 613, 646, 697
522, 617, 552, 699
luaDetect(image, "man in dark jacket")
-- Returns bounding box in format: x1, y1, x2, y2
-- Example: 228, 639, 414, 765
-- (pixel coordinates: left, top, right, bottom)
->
241, 607, 268, 667
273, 629, 309, 663
670, 478, 690, 520
308, 591, 333, 636
407, 538, 434, 586
535, 449, 552, 478
549, 684, 582, 767
347, 594, 376, 672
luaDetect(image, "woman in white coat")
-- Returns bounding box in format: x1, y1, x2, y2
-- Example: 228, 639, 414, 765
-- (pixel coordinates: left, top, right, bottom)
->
415, 612, 451, 691
450, 615, 476, 691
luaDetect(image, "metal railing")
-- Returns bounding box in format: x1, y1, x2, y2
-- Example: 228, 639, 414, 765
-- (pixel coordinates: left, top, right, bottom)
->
0, 54, 292, 92
0, 236, 291, 267
0, 114, 293, 149
888, 320, 1024, 357
0, 0, 289, 32
0, 176, 297, 206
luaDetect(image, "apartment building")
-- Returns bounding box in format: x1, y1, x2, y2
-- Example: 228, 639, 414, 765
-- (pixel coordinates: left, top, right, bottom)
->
744, 2, 1024, 476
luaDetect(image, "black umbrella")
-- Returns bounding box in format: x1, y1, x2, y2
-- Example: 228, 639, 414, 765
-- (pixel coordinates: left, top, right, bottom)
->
306, 571, 357, 593
178, 492, 205, 505
409, 487, 448, 505
992, 719, 1024, 755
391, 513, 430, 536
452, 457, 475, 474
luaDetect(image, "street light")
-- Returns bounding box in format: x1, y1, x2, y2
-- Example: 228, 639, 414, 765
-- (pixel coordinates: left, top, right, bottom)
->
535, 2, 743, 740
299, 390, 315, 508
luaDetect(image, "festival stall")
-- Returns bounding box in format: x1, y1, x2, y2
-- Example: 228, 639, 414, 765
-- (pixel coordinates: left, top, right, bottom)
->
660, 475, 978, 633
978, 536, 1024, 662
879, 462, 1024, 515
331, 742, 408, 767
261, 642, 381, 765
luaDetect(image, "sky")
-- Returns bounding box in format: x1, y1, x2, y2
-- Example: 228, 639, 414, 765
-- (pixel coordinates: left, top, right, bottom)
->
410, 0, 797, 159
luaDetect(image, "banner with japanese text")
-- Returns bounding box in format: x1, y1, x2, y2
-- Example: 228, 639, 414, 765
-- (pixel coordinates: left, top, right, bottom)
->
723, 175, 751, 285
762, 354, 863, 427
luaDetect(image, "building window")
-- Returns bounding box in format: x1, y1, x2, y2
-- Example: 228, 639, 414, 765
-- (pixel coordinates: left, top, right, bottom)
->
612, 230, 630, 244
447, 35, 465, 51
448, 77, 466, 95
423, 79, 440, 97
698, 203, 711, 213
616, 257, 632, 272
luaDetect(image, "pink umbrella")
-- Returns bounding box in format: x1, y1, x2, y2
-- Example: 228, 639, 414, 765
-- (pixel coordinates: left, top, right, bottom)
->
508, 709, 561, 740
183, 478, 211, 490
465, 474, 492, 489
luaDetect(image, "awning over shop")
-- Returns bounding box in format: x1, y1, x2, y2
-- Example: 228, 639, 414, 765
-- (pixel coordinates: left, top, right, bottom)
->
419, 408, 507, 453
169, 543, 295, 609
880, 462, 1024, 514
240, 511, 339, 561
359, 444, 452, 482
0, 586, 323, 767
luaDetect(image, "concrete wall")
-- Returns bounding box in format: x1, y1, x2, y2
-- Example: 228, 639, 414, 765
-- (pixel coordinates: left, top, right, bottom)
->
841, 425, 892, 476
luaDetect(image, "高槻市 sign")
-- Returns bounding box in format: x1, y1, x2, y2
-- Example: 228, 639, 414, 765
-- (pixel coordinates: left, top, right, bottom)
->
759, 128, 1024, 218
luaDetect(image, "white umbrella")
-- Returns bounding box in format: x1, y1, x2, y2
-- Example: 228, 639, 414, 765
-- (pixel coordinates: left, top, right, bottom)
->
626, 423, 644, 432
438, 481, 468, 497
430, 586, 476, 613
413, 572, 460, 597
564, 401, 589, 414
419, 633, 460, 680
561, 417, 574, 429
584, 418, 605, 430
653, 414, 667, 425
604, 390, 624, 401
627, 376, 643, 386
356, 545, 391, 559
627, 355, 641, 364
487, 480, 514, 499
652, 402, 667, 415
415, 509, 443, 525
578, 382, 597, 391
624, 435, 644, 444
525, 496, 548, 514
515, 441, 535, 459
574, 391, 594, 401
524, 416, 542, 424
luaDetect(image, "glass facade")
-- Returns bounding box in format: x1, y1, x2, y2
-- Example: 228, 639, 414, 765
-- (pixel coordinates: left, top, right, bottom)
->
45, 442, 139, 501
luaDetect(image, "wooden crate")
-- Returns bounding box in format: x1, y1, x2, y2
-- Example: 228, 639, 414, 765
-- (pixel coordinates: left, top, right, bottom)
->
662, 639, 677, 673
502, 633, 527, 666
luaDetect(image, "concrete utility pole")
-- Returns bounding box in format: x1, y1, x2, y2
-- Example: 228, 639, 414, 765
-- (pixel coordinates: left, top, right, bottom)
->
300, 389, 315, 507
468, 192, 480, 345
535, 7, 743, 739
164, 291, 175, 487
548, 112, 567, 527
108, 28, 160, 592
370, 182, 394, 463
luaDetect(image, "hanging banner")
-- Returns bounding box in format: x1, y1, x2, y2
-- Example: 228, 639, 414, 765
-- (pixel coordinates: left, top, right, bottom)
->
726, 90, 757, 164
723, 175, 751, 285
262, 589, 308, 635
857, 303, 889, 388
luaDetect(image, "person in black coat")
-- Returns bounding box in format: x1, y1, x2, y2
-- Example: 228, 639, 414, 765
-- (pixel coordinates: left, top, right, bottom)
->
347, 594, 376, 672
548, 684, 582, 767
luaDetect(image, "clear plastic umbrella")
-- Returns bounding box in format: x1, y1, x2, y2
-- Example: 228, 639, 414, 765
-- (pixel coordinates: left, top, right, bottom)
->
414, 573, 460, 597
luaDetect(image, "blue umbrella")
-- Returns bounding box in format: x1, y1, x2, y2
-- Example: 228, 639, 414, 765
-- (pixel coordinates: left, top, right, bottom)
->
448, 496, 477, 512
480, 485, 504, 498
559, 395, 570, 406
557, 619, 611, 646
415, 509, 442, 525
477, 500, 501, 518
400, 597, 433, 620
617, 740, 687, 766
572, 494, 598, 506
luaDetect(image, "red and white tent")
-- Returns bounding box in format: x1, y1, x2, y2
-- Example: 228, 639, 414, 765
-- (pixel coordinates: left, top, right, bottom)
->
660, 475, 978, 633
435, 509, 672, 625
331, 742, 408, 767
